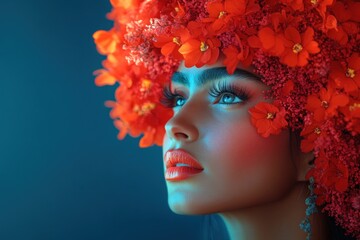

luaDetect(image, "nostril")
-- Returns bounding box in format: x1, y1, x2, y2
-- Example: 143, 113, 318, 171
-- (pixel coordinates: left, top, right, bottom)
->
174, 132, 189, 139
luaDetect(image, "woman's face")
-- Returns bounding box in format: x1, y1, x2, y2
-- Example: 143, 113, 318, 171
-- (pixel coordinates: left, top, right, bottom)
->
162, 61, 298, 215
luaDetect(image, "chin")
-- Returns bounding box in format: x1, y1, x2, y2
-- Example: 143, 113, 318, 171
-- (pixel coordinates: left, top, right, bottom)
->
168, 199, 201, 215
167, 196, 221, 215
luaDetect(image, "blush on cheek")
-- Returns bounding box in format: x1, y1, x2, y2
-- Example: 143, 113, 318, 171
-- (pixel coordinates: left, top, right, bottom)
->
208, 122, 292, 184
212, 125, 268, 167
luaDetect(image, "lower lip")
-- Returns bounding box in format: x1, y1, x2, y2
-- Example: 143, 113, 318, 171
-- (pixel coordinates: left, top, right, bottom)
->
165, 166, 203, 181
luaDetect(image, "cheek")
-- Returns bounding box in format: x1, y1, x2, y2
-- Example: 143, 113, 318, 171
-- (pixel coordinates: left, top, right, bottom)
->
203, 117, 297, 208
207, 116, 290, 167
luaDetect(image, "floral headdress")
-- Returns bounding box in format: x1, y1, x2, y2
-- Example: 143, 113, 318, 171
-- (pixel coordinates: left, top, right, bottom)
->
93, 0, 360, 238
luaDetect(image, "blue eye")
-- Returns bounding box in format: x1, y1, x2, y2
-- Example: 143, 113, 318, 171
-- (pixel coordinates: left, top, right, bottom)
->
161, 82, 249, 108
209, 82, 249, 105
175, 96, 186, 107
218, 93, 242, 104
161, 85, 186, 108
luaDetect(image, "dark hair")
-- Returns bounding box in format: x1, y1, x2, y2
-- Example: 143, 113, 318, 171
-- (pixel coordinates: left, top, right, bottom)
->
327, 216, 356, 240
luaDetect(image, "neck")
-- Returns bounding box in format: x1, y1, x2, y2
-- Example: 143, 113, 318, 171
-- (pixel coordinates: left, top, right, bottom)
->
218, 183, 330, 240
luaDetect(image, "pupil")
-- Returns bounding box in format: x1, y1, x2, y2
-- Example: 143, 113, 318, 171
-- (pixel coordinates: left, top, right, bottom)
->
176, 97, 184, 106
223, 94, 234, 103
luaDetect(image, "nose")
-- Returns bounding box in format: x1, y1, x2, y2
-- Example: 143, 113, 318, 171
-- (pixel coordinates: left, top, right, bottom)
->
164, 104, 200, 143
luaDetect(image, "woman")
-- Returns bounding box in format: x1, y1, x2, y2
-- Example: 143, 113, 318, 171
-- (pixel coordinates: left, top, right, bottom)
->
93, 0, 359, 239
163, 60, 325, 240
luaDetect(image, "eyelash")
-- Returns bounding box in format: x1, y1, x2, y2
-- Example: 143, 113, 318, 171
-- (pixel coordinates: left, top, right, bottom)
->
160, 82, 250, 108
160, 86, 183, 108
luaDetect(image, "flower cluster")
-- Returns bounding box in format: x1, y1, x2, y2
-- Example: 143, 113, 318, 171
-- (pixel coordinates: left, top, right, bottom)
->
93, 0, 360, 237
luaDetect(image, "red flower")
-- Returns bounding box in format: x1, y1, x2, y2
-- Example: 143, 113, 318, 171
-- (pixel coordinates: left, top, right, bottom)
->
257, 10, 301, 57
279, 0, 304, 11
280, 27, 320, 67
322, 158, 349, 192
309, 152, 349, 193
222, 41, 253, 74
203, 0, 259, 33
327, 1, 360, 45
330, 53, 360, 94
310, 0, 334, 19
258, 27, 286, 57
178, 37, 221, 68
154, 27, 191, 59
300, 121, 325, 152
248, 102, 288, 137
306, 86, 349, 122
340, 96, 360, 134
172, 1, 185, 19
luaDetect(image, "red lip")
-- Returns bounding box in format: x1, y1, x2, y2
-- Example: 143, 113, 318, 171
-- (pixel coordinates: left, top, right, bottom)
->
164, 149, 204, 181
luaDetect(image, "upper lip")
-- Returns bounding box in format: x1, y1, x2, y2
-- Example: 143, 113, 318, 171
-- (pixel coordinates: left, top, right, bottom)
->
164, 149, 203, 170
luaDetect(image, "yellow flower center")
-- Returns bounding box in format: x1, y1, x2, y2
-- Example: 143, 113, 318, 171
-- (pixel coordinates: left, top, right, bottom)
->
314, 127, 321, 135
140, 79, 152, 92
175, 7, 180, 12
266, 112, 275, 120
321, 100, 329, 109
349, 103, 360, 111
133, 102, 156, 116
311, 0, 318, 5
200, 41, 209, 52
346, 68, 355, 78
172, 37, 181, 46
218, 11, 227, 18
292, 43, 303, 53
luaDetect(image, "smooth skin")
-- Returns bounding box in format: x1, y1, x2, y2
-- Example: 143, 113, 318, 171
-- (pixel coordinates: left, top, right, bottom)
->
162, 60, 330, 240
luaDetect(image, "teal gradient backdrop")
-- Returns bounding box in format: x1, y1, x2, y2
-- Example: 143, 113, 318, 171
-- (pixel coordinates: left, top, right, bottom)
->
0, 1, 229, 239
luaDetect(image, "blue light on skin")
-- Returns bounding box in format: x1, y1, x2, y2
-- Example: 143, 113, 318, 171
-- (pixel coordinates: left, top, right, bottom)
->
162, 60, 330, 240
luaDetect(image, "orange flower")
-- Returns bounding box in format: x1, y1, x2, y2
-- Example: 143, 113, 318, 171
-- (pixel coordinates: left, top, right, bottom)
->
329, 53, 360, 93
110, 0, 139, 9
94, 69, 117, 86
93, 29, 119, 55
107, 0, 142, 24
98, 47, 144, 88
305, 86, 349, 122
107, 82, 173, 148
280, 27, 320, 67
178, 37, 221, 68
248, 102, 288, 137
154, 27, 190, 59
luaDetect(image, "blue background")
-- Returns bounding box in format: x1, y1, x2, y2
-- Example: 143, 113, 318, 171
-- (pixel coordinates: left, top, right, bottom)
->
0, 1, 228, 239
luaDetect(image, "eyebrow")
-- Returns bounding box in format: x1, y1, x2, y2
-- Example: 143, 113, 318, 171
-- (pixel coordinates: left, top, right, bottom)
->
171, 67, 260, 86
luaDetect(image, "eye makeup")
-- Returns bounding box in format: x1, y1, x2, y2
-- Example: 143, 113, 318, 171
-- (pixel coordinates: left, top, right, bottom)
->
160, 85, 186, 108
208, 81, 250, 105
160, 80, 251, 108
